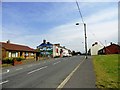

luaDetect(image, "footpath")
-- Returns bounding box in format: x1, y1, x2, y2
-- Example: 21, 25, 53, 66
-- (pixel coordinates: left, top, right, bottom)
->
63, 56, 96, 88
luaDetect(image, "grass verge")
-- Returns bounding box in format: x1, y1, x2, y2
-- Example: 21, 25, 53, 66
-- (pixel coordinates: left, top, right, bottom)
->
92, 54, 119, 88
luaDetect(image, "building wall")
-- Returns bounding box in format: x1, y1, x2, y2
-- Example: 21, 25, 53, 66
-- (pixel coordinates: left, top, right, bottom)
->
2, 48, 6, 59
2, 49, 36, 60
91, 44, 103, 55
53, 45, 60, 57
105, 45, 120, 54
62, 48, 69, 56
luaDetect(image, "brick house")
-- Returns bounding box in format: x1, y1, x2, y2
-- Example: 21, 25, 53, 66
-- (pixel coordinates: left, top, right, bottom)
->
98, 43, 120, 54
1, 41, 36, 60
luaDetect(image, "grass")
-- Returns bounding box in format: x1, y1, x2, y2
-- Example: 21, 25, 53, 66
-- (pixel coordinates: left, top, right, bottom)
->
92, 54, 119, 88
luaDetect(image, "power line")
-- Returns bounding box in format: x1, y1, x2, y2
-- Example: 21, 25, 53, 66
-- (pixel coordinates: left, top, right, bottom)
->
76, 1, 84, 23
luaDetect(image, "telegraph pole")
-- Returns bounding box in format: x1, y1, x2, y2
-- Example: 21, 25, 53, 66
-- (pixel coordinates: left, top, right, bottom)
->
76, 1, 88, 59
84, 23, 87, 59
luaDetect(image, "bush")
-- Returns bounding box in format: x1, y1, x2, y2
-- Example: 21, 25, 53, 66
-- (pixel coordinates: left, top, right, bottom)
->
2, 57, 14, 64
13, 57, 25, 61
2, 57, 25, 64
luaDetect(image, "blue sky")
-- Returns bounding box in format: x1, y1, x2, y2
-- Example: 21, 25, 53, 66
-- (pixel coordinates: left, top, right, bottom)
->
1, 1, 118, 52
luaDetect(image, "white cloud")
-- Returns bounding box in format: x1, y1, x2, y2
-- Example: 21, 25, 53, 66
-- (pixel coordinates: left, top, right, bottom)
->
85, 7, 118, 24
2, 2, 118, 53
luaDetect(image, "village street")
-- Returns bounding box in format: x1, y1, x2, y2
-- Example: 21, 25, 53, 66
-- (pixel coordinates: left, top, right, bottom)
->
1, 56, 96, 88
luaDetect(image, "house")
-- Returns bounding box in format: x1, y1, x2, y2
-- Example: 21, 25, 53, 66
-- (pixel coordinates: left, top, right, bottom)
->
1, 40, 36, 60
62, 46, 72, 57
90, 42, 104, 55
37, 40, 53, 57
98, 42, 120, 55
53, 44, 61, 57
37, 40, 72, 58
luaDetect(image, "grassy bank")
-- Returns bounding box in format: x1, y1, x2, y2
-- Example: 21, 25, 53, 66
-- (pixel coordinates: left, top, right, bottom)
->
92, 54, 119, 88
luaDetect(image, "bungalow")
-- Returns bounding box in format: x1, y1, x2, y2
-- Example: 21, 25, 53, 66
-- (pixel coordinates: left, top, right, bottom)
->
98, 42, 120, 55
1, 40, 36, 60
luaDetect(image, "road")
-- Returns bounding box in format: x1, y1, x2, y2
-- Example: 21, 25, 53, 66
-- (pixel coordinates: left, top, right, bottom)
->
1, 56, 95, 88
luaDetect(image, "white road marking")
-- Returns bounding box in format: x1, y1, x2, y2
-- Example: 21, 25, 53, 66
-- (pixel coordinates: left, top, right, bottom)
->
0, 80, 9, 85
2, 69, 10, 74
6, 69, 10, 72
56, 58, 86, 89
16, 68, 23, 71
53, 61, 61, 65
27, 66, 48, 74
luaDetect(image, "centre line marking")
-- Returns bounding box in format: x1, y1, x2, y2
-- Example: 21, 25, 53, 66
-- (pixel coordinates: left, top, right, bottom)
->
27, 66, 48, 74
56, 58, 86, 90
53, 61, 61, 65
0, 80, 9, 85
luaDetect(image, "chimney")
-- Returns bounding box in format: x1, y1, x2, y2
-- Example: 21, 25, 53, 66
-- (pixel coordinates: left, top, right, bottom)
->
95, 42, 98, 45
47, 42, 50, 44
7, 40, 10, 43
110, 42, 113, 45
92, 44, 95, 46
43, 39, 46, 44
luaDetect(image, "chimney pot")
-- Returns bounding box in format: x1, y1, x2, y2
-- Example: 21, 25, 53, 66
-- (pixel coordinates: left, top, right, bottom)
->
7, 40, 10, 43
43, 40, 46, 44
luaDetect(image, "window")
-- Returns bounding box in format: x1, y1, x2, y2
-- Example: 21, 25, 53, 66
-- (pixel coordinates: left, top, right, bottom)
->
16, 52, 18, 57
8, 52, 11, 57
31, 53, 34, 56
25, 52, 28, 56
12, 52, 16, 57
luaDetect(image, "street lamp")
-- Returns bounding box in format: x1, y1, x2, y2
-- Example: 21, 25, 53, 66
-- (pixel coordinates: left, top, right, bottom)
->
76, 22, 88, 59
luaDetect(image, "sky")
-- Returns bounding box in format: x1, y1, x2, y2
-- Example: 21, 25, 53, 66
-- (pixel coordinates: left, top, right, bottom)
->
1, 1, 118, 52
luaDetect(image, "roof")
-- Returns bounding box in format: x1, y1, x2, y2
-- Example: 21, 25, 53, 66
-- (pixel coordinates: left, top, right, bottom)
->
99, 43, 120, 50
105, 43, 120, 48
0, 42, 35, 52
38, 42, 53, 48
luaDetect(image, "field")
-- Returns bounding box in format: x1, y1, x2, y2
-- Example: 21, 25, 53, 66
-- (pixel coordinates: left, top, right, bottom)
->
92, 54, 119, 88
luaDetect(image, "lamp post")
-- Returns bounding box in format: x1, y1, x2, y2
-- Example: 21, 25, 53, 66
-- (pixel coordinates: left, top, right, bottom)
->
76, 23, 88, 59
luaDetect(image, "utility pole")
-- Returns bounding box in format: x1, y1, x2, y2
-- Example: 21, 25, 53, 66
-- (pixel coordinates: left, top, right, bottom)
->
84, 23, 87, 59
76, 1, 88, 59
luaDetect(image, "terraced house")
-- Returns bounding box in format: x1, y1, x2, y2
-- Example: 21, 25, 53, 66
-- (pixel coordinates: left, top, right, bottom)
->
1, 40, 36, 60
37, 40, 72, 58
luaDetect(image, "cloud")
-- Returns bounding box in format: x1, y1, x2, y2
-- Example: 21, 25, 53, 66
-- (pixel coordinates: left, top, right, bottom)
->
2, 2, 118, 53
85, 6, 118, 24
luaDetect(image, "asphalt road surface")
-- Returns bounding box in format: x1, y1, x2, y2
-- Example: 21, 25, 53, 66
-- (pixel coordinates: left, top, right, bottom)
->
1, 56, 95, 88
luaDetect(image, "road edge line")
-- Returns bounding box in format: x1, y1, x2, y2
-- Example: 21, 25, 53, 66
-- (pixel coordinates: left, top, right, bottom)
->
56, 58, 86, 90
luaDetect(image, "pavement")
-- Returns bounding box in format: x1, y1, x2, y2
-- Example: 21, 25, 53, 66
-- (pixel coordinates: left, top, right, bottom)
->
1, 56, 96, 89
63, 56, 96, 88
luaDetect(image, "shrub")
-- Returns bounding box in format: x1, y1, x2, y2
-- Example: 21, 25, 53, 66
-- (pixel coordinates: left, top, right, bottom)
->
2, 57, 13, 64
2, 57, 25, 64
13, 57, 25, 61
